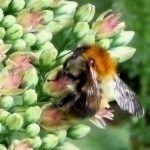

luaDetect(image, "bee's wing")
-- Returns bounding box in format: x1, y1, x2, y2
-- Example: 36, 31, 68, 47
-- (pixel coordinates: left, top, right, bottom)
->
114, 75, 144, 117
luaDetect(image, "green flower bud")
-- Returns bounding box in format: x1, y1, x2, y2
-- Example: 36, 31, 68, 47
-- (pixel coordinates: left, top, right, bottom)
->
0, 9, 4, 22
26, 0, 50, 11
109, 46, 136, 63
6, 24, 23, 40
0, 0, 11, 10
54, 15, 73, 28
98, 39, 112, 49
35, 30, 52, 45
6, 113, 24, 130
0, 123, 7, 134
2, 15, 16, 28
54, 142, 80, 150
55, 1, 78, 15
0, 27, 6, 39
79, 30, 95, 45
0, 144, 7, 150
48, 0, 64, 8
55, 130, 67, 143
10, 0, 25, 12
75, 4, 95, 22
113, 31, 135, 46
57, 50, 73, 64
21, 67, 38, 88
45, 21, 63, 34
67, 124, 91, 139
23, 33, 36, 46
0, 96, 14, 109
13, 39, 26, 51
0, 109, 10, 122
9, 30, 24, 40
24, 106, 41, 123
32, 136, 42, 149
42, 134, 58, 149
73, 22, 89, 39
26, 123, 40, 137
41, 10, 54, 25
23, 89, 37, 105
40, 43, 58, 66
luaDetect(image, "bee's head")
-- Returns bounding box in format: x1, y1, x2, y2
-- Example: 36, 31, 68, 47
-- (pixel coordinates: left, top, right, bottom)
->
82, 45, 116, 78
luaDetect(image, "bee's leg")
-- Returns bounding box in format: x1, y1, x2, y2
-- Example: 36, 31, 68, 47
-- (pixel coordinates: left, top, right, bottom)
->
50, 91, 79, 108
95, 109, 114, 120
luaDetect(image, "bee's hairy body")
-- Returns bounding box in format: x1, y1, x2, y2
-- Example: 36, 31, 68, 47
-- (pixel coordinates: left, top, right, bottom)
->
50, 45, 144, 120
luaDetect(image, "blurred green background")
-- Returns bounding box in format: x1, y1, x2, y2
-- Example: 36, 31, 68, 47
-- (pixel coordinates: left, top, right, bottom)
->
73, 0, 150, 150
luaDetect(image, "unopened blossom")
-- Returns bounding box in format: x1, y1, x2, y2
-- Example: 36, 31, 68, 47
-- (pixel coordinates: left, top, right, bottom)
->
92, 10, 125, 39
14, 143, 33, 150
17, 10, 42, 31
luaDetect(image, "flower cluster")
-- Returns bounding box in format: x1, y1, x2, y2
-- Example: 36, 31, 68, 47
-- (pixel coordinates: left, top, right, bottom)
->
0, 0, 136, 149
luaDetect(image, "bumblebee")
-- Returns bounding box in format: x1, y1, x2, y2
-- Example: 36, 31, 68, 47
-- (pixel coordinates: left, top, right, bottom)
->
42, 45, 144, 128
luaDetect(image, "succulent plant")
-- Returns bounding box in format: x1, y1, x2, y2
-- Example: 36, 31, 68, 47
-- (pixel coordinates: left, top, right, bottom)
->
0, 0, 136, 149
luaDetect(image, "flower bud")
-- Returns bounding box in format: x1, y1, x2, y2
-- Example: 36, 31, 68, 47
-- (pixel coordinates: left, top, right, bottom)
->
13, 39, 26, 51
0, 42, 12, 62
45, 21, 63, 34
75, 4, 95, 22
41, 10, 54, 25
6, 24, 23, 40
78, 30, 95, 45
10, 142, 33, 150
67, 124, 91, 139
57, 50, 73, 64
54, 15, 73, 29
24, 106, 42, 123
23, 33, 36, 46
0, 109, 10, 122
113, 31, 135, 46
0, 27, 6, 39
0, 123, 7, 134
8, 51, 37, 66
26, 0, 50, 11
0, 9, 4, 22
0, 144, 7, 150
40, 44, 58, 66
42, 134, 58, 149
23, 89, 37, 105
26, 123, 40, 137
17, 10, 42, 31
73, 22, 89, 39
0, 96, 14, 109
10, 0, 25, 12
35, 30, 52, 45
2, 15, 16, 28
92, 10, 125, 39
21, 67, 38, 88
109, 46, 136, 63
5, 113, 24, 130
0, 0, 11, 10
55, 1, 78, 15
98, 38, 112, 49
32, 136, 42, 149
54, 142, 80, 150
55, 130, 67, 143
48, 0, 64, 8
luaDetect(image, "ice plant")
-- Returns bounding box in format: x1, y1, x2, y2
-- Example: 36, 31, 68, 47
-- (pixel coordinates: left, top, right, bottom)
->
0, 0, 137, 149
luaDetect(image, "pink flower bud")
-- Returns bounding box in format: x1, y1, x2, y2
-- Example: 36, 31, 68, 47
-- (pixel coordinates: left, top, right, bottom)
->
92, 10, 125, 39
17, 10, 42, 31
15, 143, 33, 150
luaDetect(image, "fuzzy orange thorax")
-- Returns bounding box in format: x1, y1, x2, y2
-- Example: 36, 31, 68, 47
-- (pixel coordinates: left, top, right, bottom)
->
82, 45, 116, 78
